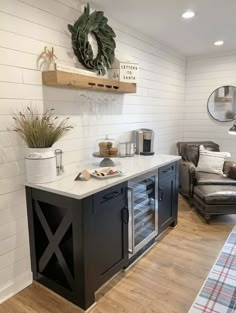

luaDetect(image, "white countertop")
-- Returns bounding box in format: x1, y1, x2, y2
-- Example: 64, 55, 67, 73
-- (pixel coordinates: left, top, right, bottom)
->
25, 154, 181, 200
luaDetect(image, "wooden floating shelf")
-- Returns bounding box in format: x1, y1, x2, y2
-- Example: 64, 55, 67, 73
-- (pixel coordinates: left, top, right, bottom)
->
42, 70, 136, 94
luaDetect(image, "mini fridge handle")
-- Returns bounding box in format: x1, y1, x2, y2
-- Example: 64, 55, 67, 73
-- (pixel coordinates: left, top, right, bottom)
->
127, 186, 135, 254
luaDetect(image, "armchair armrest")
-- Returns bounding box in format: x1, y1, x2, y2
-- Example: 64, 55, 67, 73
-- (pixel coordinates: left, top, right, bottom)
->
179, 160, 196, 198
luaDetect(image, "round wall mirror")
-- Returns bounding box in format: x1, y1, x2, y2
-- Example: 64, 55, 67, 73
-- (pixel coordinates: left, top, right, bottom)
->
207, 86, 236, 122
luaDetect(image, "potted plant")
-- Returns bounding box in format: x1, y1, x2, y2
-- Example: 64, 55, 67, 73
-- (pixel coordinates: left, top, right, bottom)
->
13, 107, 73, 183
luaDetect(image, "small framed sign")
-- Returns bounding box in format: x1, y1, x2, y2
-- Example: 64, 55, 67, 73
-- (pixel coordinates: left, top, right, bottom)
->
109, 61, 139, 83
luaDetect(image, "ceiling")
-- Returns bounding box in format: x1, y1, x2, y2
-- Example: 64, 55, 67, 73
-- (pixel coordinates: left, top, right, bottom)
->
91, 0, 236, 56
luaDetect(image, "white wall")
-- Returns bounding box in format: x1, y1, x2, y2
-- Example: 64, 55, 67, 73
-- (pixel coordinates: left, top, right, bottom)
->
0, 0, 186, 302
185, 51, 236, 158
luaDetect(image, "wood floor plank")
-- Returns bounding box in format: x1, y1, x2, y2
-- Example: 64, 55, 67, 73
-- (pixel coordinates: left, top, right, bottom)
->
0, 196, 235, 313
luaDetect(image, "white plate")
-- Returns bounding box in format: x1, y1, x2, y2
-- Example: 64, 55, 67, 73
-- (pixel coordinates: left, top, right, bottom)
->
90, 168, 123, 179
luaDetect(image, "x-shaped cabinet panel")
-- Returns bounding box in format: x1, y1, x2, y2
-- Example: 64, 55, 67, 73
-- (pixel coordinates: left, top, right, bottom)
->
26, 186, 117, 310
34, 201, 75, 291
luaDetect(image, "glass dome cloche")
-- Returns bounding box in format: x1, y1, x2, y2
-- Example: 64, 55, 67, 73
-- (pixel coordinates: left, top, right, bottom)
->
93, 135, 118, 167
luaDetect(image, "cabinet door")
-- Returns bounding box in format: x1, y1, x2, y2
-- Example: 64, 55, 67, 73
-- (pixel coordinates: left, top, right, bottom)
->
91, 183, 128, 288
158, 176, 176, 233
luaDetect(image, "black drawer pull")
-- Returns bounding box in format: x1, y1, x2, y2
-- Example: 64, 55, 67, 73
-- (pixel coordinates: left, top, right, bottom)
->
159, 187, 164, 201
103, 190, 121, 201
122, 207, 129, 224
162, 168, 171, 174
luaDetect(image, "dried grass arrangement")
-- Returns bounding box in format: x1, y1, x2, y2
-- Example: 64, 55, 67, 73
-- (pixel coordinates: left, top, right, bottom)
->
13, 107, 73, 148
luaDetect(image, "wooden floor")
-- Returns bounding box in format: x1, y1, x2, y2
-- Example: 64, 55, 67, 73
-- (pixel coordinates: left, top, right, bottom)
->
1, 196, 236, 313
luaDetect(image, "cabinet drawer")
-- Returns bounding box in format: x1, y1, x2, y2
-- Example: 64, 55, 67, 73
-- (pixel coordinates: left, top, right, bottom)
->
93, 183, 126, 209
158, 162, 176, 181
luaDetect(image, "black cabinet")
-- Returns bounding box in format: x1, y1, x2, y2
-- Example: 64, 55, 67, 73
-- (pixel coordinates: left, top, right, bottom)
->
26, 182, 128, 311
158, 161, 179, 234
87, 184, 128, 289
25, 161, 179, 311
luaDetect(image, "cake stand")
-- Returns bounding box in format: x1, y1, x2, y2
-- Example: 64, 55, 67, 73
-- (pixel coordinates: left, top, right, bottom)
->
93, 153, 118, 167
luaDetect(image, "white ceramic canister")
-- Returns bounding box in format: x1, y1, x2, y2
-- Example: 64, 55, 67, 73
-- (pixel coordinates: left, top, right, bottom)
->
25, 148, 57, 184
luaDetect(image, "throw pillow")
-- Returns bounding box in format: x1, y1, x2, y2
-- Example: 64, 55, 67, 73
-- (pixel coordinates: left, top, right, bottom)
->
196, 145, 231, 175
183, 142, 219, 166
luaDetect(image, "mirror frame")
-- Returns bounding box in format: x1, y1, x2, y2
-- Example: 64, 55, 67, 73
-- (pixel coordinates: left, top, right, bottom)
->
207, 85, 236, 123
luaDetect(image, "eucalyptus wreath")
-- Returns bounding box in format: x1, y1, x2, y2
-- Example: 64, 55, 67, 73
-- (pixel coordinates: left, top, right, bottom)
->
68, 3, 116, 75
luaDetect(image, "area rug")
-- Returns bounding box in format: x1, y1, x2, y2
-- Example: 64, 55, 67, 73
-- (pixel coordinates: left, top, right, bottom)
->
188, 225, 236, 313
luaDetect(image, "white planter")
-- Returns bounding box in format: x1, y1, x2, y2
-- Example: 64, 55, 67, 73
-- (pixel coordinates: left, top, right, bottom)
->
25, 148, 57, 184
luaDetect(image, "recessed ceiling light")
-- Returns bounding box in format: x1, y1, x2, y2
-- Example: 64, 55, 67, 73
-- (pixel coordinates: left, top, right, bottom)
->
182, 10, 195, 19
214, 40, 224, 46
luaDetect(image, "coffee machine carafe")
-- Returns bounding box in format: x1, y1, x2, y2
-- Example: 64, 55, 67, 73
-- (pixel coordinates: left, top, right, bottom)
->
133, 129, 155, 155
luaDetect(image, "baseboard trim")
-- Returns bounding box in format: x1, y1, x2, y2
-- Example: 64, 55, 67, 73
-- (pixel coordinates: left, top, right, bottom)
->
0, 270, 33, 304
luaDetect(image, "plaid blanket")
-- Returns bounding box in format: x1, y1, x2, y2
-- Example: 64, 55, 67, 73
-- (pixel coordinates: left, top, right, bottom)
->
189, 226, 236, 313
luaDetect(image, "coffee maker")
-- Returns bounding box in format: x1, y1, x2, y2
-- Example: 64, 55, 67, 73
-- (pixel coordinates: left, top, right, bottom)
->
132, 129, 155, 155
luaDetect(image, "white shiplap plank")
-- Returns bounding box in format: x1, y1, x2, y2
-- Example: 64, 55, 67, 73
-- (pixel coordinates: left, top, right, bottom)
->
0, 29, 76, 66
0, 190, 25, 211
0, 257, 31, 289
0, 244, 30, 271
0, 270, 32, 304
0, 99, 43, 115
0, 203, 27, 226
0, 82, 43, 100
0, 47, 37, 70
0, 217, 28, 242
19, 0, 81, 21
0, 230, 28, 257
0, 12, 70, 48
1, 0, 70, 31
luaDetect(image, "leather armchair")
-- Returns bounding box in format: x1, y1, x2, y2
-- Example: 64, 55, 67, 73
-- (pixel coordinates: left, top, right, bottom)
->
177, 141, 236, 222
177, 141, 220, 198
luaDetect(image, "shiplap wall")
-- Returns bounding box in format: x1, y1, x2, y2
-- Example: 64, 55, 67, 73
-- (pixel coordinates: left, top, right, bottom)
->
0, 0, 186, 302
185, 51, 236, 158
